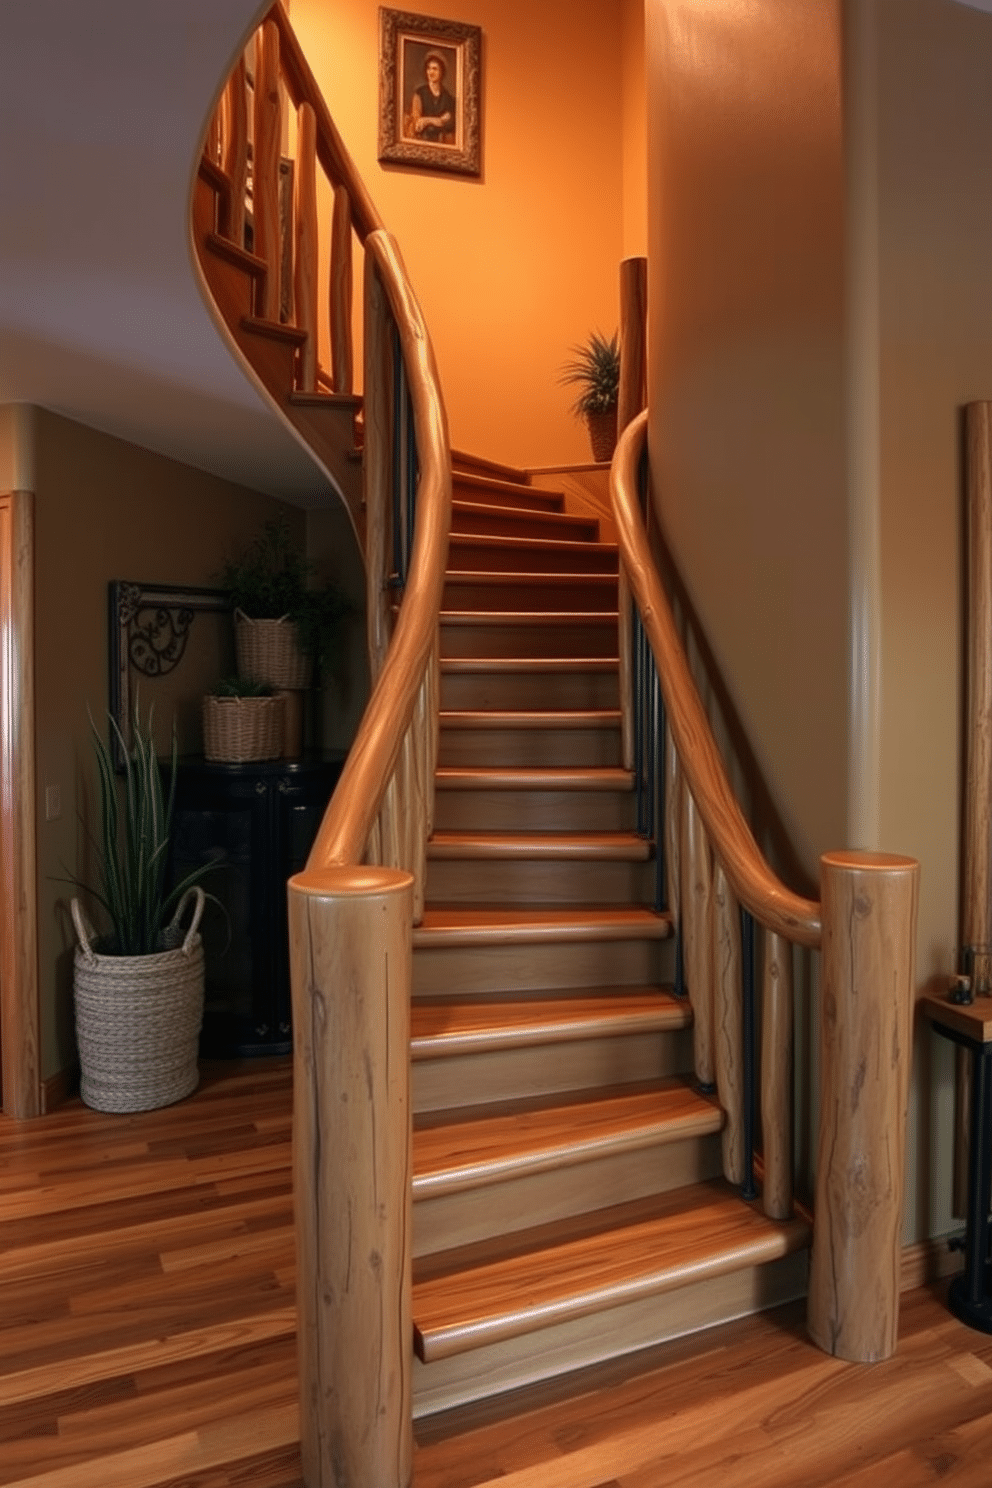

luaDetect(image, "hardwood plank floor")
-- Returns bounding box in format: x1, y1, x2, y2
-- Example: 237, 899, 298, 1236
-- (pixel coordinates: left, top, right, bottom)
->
1, 1059, 990, 1486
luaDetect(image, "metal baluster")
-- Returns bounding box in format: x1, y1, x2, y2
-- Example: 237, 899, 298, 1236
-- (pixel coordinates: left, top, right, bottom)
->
654, 666, 666, 913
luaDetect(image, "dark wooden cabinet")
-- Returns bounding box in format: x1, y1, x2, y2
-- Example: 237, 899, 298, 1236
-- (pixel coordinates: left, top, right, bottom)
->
169, 755, 343, 1057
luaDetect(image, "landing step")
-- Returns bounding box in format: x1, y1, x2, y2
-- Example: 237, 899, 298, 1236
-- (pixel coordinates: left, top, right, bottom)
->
410, 986, 691, 1059
412, 1180, 812, 1363
413, 904, 671, 947
435, 766, 633, 791
427, 831, 651, 861
413, 1078, 720, 1206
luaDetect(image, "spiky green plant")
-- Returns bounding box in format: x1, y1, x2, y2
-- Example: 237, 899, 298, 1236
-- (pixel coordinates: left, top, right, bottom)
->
77, 704, 215, 956
558, 330, 621, 416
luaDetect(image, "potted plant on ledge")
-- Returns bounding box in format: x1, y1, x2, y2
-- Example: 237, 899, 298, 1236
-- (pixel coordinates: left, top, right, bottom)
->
68, 704, 217, 1113
559, 329, 621, 463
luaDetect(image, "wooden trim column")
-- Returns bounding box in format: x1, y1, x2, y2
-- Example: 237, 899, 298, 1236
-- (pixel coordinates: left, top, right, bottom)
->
808, 850, 918, 1362
289, 865, 414, 1488
0, 492, 39, 1119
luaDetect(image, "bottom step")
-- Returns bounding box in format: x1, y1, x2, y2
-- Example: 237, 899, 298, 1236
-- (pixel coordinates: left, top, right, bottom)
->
412, 1180, 811, 1418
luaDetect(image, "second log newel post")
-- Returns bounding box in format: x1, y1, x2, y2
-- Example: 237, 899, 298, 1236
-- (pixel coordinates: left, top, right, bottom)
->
807, 849, 919, 1363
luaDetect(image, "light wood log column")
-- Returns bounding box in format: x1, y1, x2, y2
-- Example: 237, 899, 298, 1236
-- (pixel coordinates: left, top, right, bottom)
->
289, 866, 414, 1488
294, 102, 318, 393
617, 257, 647, 436
807, 850, 918, 1363
681, 790, 715, 1087
956, 401, 992, 1216
253, 19, 281, 322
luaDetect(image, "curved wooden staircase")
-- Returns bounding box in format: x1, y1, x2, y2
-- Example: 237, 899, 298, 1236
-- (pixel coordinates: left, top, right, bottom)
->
407, 455, 811, 1416
193, 13, 919, 1482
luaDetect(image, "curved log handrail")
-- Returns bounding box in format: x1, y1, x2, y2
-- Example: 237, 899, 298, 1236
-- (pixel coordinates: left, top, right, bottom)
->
269, 1, 383, 243
610, 411, 821, 949
306, 228, 452, 868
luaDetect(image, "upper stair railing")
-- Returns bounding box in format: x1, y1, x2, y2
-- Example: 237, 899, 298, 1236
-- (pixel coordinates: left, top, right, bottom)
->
197, 8, 448, 1485
612, 265, 919, 1368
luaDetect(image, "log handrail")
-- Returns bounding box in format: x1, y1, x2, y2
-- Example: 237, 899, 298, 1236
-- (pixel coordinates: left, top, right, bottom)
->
269, 1, 383, 242
611, 411, 822, 949
306, 227, 451, 868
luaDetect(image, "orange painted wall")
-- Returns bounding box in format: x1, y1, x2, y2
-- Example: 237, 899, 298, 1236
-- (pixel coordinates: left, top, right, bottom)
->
288, 0, 632, 468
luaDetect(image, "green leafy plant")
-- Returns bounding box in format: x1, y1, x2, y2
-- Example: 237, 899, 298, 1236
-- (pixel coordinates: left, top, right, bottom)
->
72, 704, 217, 956
208, 676, 276, 698
559, 330, 621, 416
219, 515, 347, 673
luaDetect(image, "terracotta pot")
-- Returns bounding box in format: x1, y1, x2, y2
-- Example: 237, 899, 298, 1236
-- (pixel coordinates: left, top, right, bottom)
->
586, 409, 618, 464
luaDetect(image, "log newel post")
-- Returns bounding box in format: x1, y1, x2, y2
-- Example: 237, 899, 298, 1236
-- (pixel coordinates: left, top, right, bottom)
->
289, 866, 414, 1488
807, 849, 919, 1363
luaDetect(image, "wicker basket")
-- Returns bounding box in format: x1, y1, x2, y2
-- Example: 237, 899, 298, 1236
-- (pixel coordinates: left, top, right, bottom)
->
234, 609, 312, 690
71, 890, 206, 1114
202, 693, 284, 762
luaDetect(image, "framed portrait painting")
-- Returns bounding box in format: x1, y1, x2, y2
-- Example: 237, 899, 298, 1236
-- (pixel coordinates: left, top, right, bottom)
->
378, 9, 482, 177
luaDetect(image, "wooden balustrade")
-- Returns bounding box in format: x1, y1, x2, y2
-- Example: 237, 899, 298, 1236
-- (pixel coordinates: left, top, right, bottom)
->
294, 102, 318, 391
253, 18, 281, 322
222, 55, 248, 245
611, 411, 919, 1363
331, 184, 354, 394
713, 862, 744, 1185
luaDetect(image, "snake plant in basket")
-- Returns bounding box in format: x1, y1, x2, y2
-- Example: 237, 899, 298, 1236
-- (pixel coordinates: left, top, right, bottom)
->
68, 704, 218, 1113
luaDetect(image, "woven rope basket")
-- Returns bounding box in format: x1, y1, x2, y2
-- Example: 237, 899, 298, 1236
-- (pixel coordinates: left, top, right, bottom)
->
234, 610, 312, 690
71, 889, 206, 1114
202, 694, 284, 762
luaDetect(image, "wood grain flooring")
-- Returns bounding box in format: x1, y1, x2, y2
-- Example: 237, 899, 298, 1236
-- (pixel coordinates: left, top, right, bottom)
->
2, 1059, 991, 1486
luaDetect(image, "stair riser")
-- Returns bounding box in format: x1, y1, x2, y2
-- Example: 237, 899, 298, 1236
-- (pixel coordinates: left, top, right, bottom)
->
413, 935, 673, 996
440, 621, 617, 659
440, 668, 619, 710
411, 1251, 809, 1418
443, 577, 619, 612
425, 857, 656, 906
412, 1132, 722, 1257
234, 322, 298, 395
433, 787, 636, 832
451, 508, 598, 543
449, 538, 618, 575
412, 1028, 694, 1112
438, 727, 622, 769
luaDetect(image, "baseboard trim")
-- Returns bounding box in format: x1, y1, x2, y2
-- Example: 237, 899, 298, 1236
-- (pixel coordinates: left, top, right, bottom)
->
901, 1234, 965, 1293
41, 1064, 79, 1114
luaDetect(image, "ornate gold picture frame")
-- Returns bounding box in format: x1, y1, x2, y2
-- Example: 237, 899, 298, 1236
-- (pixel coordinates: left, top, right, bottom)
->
378, 8, 482, 177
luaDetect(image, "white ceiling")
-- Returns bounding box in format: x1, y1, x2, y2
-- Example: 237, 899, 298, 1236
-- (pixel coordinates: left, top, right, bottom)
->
0, 0, 338, 505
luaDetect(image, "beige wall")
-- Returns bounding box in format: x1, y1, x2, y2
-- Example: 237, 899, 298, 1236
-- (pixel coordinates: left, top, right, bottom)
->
872, 0, 992, 1239
290, 0, 630, 468
30, 409, 298, 1080
645, 0, 849, 878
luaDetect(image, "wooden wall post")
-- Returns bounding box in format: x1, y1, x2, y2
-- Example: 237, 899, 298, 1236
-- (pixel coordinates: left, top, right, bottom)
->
617, 256, 647, 437
807, 850, 919, 1362
288, 866, 414, 1488
956, 401, 992, 1215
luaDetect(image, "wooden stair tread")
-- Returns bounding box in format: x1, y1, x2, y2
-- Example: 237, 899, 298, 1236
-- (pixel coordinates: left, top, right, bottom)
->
412, 1180, 812, 1361
204, 231, 266, 276
289, 390, 363, 411
413, 905, 671, 947
449, 533, 618, 559
435, 766, 633, 791
445, 570, 617, 585
427, 831, 651, 861
452, 499, 597, 536
440, 708, 621, 729
440, 611, 618, 626
410, 987, 690, 1058
440, 656, 619, 673
412, 1079, 721, 1202
240, 315, 308, 345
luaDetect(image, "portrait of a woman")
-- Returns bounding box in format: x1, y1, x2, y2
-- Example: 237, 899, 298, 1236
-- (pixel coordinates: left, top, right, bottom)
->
406, 50, 456, 144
